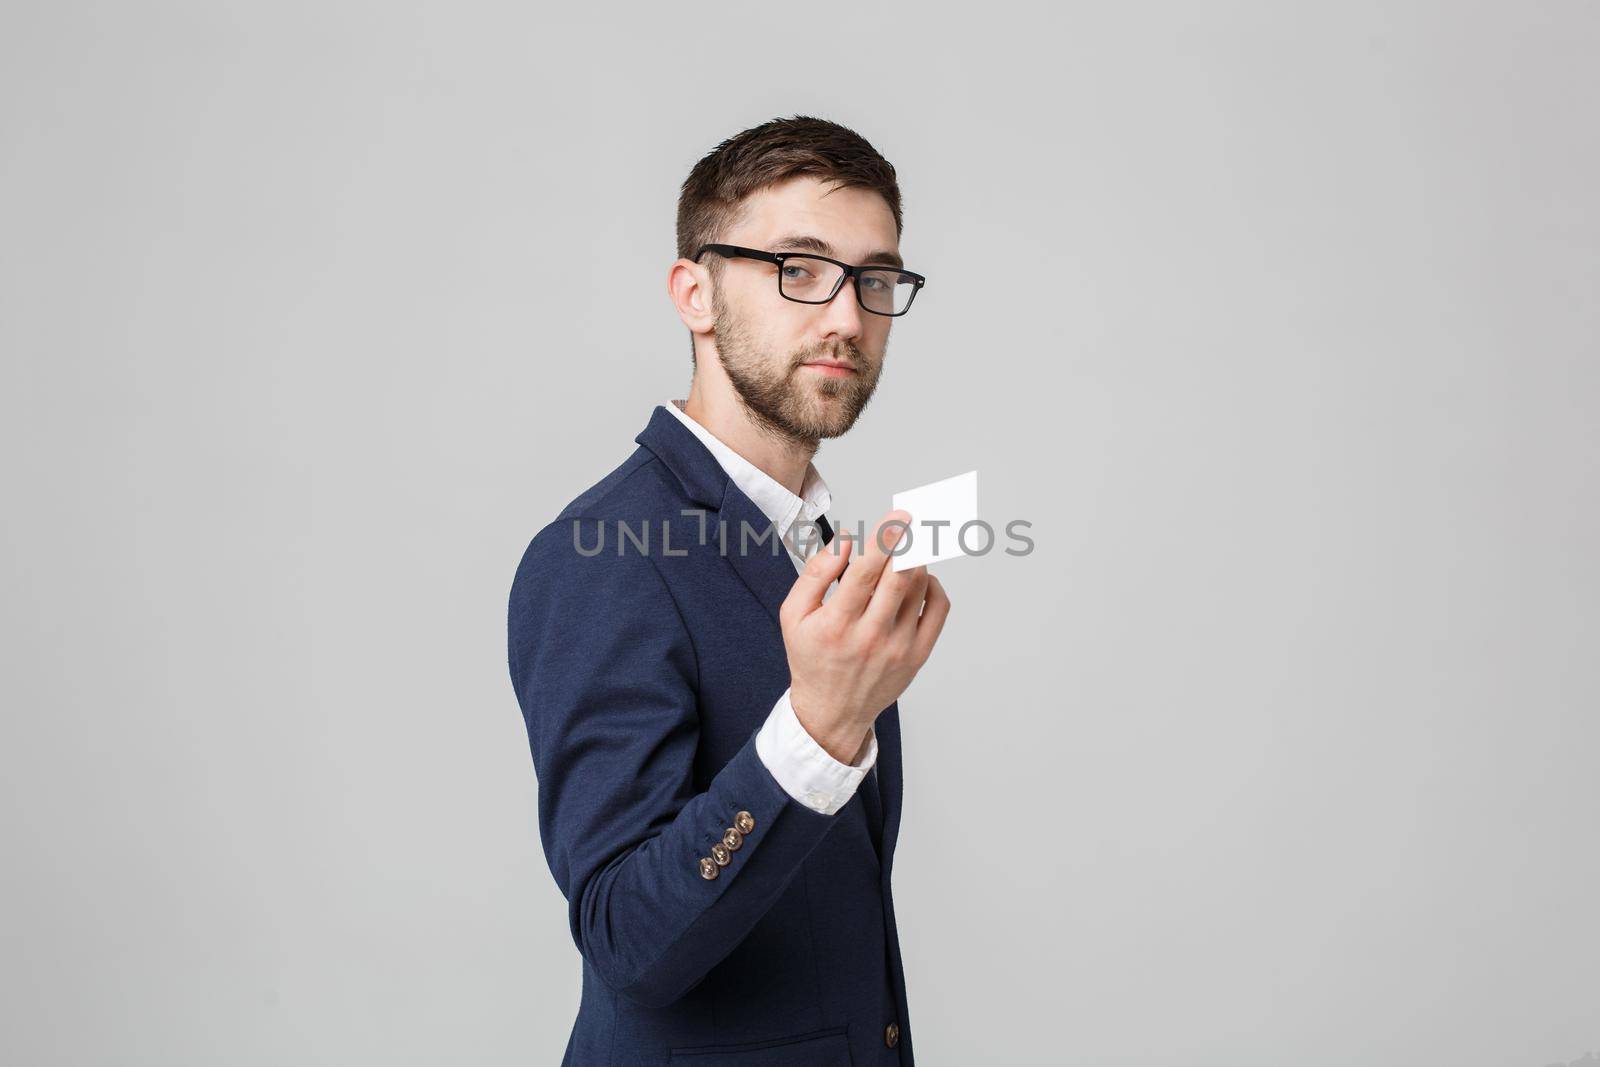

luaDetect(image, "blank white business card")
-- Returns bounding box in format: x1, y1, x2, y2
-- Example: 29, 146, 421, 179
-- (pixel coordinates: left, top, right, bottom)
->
890, 470, 978, 571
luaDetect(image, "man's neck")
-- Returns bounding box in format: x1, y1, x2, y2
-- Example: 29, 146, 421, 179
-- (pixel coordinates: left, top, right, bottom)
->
680, 390, 817, 499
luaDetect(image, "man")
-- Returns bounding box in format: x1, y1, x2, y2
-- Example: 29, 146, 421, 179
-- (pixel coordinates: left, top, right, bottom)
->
507, 116, 951, 1065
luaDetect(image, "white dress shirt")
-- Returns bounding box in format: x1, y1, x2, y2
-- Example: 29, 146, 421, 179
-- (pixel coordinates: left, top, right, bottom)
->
665, 399, 878, 816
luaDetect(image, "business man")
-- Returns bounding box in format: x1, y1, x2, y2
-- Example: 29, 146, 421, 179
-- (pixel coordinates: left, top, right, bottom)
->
507, 116, 950, 1065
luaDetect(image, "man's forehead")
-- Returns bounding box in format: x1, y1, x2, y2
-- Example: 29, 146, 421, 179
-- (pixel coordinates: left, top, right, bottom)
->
735, 178, 900, 263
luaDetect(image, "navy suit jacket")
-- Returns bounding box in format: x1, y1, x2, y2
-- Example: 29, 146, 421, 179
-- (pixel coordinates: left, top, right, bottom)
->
507, 405, 914, 1065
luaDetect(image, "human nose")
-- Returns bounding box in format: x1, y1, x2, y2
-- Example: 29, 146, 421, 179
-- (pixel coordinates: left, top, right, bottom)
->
818, 273, 864, 342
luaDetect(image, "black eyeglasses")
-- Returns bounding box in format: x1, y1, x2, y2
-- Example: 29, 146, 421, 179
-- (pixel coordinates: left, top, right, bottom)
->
694, 243, 926, 317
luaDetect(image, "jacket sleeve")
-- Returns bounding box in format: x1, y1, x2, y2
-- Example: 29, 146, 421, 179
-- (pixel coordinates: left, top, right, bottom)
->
507, 517, 845, 1008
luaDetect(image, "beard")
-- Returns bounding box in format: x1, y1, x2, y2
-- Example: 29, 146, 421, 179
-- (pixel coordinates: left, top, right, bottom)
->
710, 288, 884, 447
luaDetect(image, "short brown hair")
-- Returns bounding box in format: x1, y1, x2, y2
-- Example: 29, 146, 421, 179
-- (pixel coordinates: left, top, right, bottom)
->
676, 115, 903, 269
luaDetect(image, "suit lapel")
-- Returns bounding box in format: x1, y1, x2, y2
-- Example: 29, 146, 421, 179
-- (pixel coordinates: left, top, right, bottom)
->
719, 477, 796, 630
635, 405, 897, 864
638, 403, 796, 630
872, 702, 902, 875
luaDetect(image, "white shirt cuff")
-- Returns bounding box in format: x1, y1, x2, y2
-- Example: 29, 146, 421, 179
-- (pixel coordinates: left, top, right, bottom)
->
754, 687, 878, 816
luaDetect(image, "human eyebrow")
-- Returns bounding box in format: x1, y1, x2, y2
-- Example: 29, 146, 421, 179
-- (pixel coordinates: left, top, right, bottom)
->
769, 233, 836, 257
769, 233, 905, 271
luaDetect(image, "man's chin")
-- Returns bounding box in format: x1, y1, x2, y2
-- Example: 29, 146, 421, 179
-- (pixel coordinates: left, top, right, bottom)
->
799, 405, 867, 440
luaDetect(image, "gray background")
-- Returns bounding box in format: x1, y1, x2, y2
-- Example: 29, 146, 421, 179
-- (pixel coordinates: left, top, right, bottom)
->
3, 3, 1596, 1065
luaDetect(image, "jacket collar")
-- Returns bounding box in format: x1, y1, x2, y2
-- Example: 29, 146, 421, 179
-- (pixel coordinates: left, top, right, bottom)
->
664, 399, 832, 545
635, 403, 728, 509
636, 403, 792, 626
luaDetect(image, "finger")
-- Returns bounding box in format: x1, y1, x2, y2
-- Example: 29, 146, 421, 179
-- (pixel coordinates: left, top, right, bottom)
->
864, 561, 924, 631
830, 510, 912, 617
910, 574, 951, 662
780, 530, 853, 628
886, 565, 931, 631
862, 557, 922, 628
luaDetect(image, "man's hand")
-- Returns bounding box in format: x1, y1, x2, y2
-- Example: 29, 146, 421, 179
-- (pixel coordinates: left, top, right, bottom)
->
779, 509, 953, 764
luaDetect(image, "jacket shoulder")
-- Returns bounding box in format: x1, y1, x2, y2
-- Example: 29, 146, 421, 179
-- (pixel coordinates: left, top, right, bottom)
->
507, 445, 693, 688
510, 443, 693, 603
552, 445, 692, 524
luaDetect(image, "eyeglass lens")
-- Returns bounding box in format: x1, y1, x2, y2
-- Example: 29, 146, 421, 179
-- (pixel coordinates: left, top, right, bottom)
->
778, 256, 917, 315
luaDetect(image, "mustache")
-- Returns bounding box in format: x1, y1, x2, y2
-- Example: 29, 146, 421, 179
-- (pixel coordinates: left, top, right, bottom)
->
794, 344, 868, 369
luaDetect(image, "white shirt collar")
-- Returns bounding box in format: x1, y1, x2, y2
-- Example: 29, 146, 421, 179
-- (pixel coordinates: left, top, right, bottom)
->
666, 399, 832, 563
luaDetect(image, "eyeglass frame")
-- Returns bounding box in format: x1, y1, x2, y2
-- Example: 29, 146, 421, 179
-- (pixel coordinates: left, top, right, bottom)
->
693, 243, 927, 317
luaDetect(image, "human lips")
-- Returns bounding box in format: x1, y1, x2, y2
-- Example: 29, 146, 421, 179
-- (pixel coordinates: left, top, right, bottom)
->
801, 359, 857, 376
